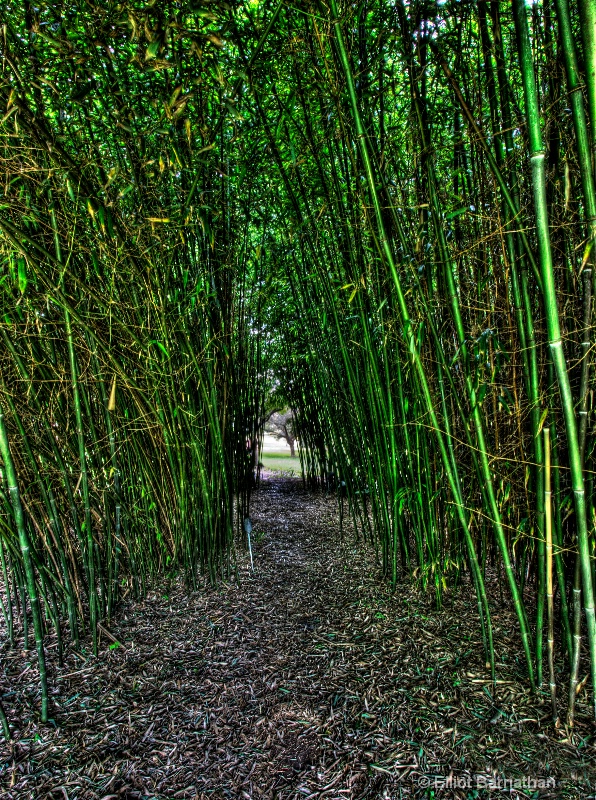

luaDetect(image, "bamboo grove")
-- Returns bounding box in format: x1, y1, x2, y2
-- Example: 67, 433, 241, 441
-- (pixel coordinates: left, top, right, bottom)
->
1, 0, 596, 732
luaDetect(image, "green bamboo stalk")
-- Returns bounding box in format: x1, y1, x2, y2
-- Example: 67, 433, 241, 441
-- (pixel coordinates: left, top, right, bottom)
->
513, 0, 596, 715
554, 0, 596, 467
50, 199, 98, 650
431, 44, 543, 291
4, 390, 78, 643
328, 0, 495, 678
0, 699, 10, 741
546, 358, 573, 662
64, 309, 97, 655
0, 400, 49, 722
0, 539, 14, 648
578, 0, 596, 154
544, 427, 557, 722
568, 556, 583, 725
427, 172, 535, 683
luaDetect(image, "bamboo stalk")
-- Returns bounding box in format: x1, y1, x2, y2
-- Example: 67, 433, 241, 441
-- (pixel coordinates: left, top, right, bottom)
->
0, 401, 49, 722
544, 427, 557, 722
513, 0, 596, 715
328, 0, 495, 678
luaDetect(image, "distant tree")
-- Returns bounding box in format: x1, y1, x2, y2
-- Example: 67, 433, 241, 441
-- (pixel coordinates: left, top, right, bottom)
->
264, 410, 297, 456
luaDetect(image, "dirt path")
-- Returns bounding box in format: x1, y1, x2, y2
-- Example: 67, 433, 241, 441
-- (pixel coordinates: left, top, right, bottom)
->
1, 479, 595, 798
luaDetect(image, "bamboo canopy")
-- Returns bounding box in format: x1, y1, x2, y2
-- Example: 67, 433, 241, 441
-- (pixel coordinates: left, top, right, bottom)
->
1, 0, 596, 729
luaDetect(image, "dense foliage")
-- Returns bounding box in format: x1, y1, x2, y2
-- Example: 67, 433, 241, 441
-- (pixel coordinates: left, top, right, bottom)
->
1, 0, 596, 729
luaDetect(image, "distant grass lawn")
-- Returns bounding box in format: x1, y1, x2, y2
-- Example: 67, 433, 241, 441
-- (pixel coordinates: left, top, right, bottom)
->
261, 453, 302, 475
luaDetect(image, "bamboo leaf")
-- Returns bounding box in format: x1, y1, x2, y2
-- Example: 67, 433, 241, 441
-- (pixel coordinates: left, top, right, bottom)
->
17, 257, 27, 294
445, 207, 467, 219
108, 377, 117, 412
148, 340, 170, 358
145, 40, 160, 60
536, 408, 549, 437
580, 240, 594, 273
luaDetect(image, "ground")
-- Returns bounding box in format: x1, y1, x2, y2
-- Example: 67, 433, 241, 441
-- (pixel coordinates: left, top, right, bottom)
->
260, 453, 302, 476
1, 479, 595, 798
